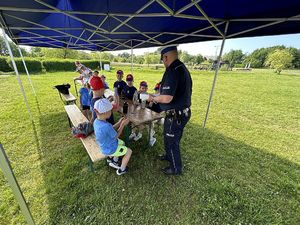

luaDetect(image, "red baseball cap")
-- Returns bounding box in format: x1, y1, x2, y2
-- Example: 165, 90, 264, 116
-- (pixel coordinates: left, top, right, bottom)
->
126, 74, 134, 81
140, 81, 148, 87
89, 76, 104, 90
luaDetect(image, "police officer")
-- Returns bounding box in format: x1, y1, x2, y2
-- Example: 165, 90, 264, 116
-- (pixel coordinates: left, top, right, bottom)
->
148, 45, 192, 175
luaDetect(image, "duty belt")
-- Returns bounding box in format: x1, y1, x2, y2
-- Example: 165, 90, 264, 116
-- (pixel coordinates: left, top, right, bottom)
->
165, 107, 190, 118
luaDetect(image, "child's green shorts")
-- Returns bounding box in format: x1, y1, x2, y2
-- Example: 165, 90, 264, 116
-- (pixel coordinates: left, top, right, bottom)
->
111, 139, 128, 157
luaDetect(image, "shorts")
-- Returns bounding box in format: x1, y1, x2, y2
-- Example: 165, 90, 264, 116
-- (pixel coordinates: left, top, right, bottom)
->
82, 105, 90, 110
110, 139, 128, 157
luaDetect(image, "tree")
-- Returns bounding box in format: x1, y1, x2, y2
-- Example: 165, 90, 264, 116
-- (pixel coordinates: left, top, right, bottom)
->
265, 49, 293, 74
0, 36, 29, 57
245, 45, 285, 68
286, 47, 300, 68
30, 47, 44, 57
222, 49, 244, 67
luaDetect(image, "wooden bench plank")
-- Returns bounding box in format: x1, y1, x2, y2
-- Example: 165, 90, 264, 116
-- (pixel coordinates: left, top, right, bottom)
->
61, 93, 76, 102
64, 105, 105, 162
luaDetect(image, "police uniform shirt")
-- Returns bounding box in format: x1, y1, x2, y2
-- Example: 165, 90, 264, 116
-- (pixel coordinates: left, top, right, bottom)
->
160, 59, 192, 111
113, 80, 127, 95
122, 85, 137, 100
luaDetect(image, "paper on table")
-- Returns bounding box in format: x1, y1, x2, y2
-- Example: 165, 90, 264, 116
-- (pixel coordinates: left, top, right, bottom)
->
139, 93, 149, 101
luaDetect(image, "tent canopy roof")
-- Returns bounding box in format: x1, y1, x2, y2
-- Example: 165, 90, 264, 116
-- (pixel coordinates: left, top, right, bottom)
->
1, 0, 300, 51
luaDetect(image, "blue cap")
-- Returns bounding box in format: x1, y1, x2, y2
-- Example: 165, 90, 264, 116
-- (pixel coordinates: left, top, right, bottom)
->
159, 44, 178, 55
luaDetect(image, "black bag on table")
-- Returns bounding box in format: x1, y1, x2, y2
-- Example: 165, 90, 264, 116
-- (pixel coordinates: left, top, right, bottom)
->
54, 83, 71, 95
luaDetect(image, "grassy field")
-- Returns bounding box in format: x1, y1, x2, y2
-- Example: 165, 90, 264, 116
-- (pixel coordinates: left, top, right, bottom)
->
0, 67, 299, 225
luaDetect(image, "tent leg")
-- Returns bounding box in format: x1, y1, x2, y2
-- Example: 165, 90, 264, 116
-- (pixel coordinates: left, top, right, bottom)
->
0, 144, 36, 225
99, 52, 102, 72
131, 40, 133, 74
18, 46, 41, 114
2, 28, 40, 149
18, 47, 36, 96
203, 37, 226, 128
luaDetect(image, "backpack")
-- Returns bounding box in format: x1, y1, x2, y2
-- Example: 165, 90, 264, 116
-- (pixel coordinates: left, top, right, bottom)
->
54, 83, 71, 95
71, 122, 94, 138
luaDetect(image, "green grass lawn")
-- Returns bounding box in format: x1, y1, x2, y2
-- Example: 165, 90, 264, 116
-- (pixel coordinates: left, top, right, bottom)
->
0, 67, 299, 225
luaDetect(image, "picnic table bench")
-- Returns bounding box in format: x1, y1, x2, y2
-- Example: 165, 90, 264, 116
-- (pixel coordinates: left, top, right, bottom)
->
64, 104, 105, 172
59, 92, 77, 105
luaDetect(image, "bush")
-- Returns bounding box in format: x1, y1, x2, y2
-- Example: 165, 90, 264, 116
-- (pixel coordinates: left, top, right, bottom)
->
42, 59, 110, 72
7, 57, 43, 73
0, 57, 12, 72
43, 59, 74, 72
81, 60, 110, 71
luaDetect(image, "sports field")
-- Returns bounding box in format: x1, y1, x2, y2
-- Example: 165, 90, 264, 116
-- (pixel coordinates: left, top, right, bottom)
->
0, 67, 299, 224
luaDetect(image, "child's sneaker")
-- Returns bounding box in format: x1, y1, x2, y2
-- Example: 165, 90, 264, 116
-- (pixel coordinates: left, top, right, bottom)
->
149, 137, 156, 146
129, 132, 136, 140
150, 129, 155, 136
106, 157, 113, 164
116, 167, 128, 175
108, 161, 120, 169
133, 132, 142, 141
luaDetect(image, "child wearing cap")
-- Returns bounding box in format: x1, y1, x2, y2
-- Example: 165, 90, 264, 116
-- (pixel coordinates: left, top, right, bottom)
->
90, 75, 115, 125
122, 74, 137, 100
113, 70, 127, 97
94, 98, 132, 175
130, 81, 156, 146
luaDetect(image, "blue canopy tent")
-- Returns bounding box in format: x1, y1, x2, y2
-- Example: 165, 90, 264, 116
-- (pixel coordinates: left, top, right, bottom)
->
1, 0, 300, 127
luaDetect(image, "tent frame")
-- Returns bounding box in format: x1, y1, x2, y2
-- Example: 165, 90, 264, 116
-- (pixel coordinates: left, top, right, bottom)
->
1, 0, 300, 126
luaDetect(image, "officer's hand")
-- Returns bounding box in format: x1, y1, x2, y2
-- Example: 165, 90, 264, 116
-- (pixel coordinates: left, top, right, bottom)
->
148, 94, 154, 102
122, 118, 130, 126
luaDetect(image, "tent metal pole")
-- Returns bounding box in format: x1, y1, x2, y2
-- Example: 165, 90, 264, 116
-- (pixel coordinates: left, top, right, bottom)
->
17, 46, 36, 96
99, 52, 102, 72
0, 144, 36, 225
2, 29, 34, 124
203, 22, 229, 128
131, 40, 133, 74
2, 27, 40, 149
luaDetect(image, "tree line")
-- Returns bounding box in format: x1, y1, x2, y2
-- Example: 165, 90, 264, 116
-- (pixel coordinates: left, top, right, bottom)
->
1, 36, 300, 73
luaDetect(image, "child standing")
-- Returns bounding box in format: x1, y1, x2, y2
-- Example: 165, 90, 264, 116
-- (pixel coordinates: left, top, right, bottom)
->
130, 81, 156, 146
122, 74, 137, 100
79, 81, 91, 119
94, 98, 132, 175
114, 70, 127, 97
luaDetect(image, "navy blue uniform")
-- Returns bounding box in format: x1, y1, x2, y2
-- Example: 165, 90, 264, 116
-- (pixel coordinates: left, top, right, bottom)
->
114, 80, 127, 96
122, 85, 137, 100
160, 59, 192, 174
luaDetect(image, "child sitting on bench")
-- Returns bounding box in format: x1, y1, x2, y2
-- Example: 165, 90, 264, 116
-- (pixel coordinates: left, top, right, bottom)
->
94, 98, 132, 175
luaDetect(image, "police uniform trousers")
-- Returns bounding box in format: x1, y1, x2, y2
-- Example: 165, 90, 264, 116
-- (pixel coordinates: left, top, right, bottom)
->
163, 109, 191, 173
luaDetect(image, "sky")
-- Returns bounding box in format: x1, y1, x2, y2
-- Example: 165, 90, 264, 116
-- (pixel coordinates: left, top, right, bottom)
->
112, 33, 300, 57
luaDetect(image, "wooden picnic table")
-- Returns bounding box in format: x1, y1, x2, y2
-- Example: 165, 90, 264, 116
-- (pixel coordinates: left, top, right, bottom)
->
118, 100, 164, 146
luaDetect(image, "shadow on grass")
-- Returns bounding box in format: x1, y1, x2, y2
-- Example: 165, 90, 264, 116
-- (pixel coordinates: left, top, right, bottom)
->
39, 113, 299, 225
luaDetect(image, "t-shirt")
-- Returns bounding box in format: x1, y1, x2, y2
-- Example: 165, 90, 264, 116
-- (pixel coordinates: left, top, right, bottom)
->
79, 87, 90, 106
94, 119, 118, 155
122, 85, 137, 100
113, 80, 127, 96
160, 59, 192, 111
81, 68, 92, 83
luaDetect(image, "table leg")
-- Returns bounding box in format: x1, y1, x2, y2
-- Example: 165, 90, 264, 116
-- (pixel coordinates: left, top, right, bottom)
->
67, 115, 72, 128
124, 125, 131, 146
88, 157, 94, 173
148, 122, 153, 147
74, 80, 78, 96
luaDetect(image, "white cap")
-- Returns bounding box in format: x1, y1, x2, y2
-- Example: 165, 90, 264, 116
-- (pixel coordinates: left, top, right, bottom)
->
94, 98, 113, 114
